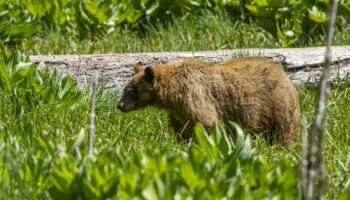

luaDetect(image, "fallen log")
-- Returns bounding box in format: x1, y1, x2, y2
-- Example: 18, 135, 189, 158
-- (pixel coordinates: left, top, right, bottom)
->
29, 46, 350, 92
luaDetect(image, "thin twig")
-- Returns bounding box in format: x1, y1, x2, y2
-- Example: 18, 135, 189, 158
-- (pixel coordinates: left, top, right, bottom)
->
303, 0, 338, 199
88, 73, 99, 156
301, 115, 308, 196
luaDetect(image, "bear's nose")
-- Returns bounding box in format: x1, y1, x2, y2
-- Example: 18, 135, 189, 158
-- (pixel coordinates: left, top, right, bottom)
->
117, 102, 124, 111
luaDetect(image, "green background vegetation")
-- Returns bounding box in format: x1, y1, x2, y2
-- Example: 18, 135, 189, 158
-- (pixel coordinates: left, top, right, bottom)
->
0, 0, 350, 199
1, 0, 350, 53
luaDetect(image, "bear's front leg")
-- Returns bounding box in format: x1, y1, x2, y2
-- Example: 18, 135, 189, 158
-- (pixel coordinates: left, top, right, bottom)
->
192, 110, 218, 134
168, 116, 195, 139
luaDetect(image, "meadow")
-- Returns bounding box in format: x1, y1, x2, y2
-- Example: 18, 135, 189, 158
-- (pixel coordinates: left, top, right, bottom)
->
1, 0, 350, 199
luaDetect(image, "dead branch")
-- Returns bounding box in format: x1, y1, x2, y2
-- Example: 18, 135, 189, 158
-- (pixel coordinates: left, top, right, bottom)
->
88, 73, 99, 156
302, 0, 338, 199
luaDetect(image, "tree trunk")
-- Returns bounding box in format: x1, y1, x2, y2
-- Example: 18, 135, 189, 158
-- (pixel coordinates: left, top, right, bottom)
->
30, 46, 350, 92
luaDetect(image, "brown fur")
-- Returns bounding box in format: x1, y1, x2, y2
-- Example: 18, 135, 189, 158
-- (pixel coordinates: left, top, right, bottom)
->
118, 57, 300, 147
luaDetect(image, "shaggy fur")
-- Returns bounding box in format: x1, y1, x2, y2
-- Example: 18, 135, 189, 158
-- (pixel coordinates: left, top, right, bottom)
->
118, 57, 300, 146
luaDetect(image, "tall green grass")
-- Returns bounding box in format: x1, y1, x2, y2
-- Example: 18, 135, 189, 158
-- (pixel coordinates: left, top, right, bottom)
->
0, 50, 349, 198
22, 11, 350, 55
3, 0, 350, 51
1, 7, 350, 199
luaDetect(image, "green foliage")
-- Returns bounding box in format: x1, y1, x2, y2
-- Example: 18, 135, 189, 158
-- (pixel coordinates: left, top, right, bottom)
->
23, 10, 350, 54
0, 53, 349, 199
1, 0, 349, 47
28, 12, 280, 54
44, 121, 296, 199
0, 46, 81, 114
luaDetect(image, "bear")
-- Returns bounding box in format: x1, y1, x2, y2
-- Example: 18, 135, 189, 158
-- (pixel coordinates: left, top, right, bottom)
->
117, 57, 300, 147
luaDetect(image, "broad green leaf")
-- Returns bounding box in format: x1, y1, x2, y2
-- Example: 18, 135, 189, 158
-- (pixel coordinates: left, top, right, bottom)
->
58, 76, 74, 100
212, 121, 232, 158
229, 122, 255, 162
308, 6, 327, 23
72, 129, 85, 150
180, 161, 199, 191
50, 165, 75, 191
0, 10, 8, 17
194, 123, 218, 161
253, 0, 268, 7
245, 4, 274, 18
142, 182, 159, 200
0, 63, 12, 91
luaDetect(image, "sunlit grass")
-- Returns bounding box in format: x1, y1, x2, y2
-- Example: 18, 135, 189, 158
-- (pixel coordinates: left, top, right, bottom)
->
22, 12, 350, 55
0, 71, 349, 198
2, 9, 350, 199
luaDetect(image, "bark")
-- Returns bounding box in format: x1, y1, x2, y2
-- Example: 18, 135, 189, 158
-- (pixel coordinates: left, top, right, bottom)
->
29, 46, 350, 92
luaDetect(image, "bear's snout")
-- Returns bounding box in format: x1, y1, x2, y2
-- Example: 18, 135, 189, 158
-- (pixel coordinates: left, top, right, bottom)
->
117, 102, 125, 111
117, 101, 136, 112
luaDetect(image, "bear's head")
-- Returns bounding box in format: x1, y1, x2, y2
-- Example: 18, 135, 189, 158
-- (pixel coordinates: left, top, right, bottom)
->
118, 64, 156, 112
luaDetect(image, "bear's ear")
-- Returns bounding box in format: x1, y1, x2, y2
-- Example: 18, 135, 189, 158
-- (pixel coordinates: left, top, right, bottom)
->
144, 67, 155, 84
134, 63, 143, 73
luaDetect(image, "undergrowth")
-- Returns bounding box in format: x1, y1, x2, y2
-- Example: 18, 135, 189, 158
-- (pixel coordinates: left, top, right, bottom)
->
18, 11, 350, 55
0, 50, 349, 199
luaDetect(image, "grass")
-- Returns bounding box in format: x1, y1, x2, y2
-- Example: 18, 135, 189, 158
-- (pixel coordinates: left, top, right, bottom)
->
1, 10, 350, 199
1, 84, 349, 198
108, 86, 350, 198
19, 11, 350, 55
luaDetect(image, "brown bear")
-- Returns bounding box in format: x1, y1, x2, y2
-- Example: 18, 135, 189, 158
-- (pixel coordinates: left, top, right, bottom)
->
118, 57, 300, 147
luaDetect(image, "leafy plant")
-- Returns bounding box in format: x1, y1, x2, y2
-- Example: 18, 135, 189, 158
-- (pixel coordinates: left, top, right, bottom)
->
0, 46, 81, 114
42, 121, 299, 199
0, 0, 349, 47
0, 52, 349, 199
